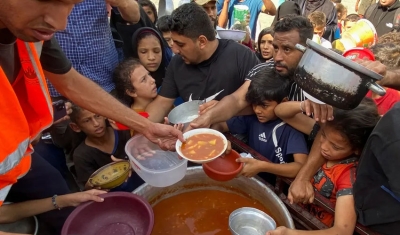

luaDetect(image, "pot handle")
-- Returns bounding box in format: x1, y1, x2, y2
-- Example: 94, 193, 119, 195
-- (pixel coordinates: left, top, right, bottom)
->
295, 44, 307, 53
367, 82, 386, 96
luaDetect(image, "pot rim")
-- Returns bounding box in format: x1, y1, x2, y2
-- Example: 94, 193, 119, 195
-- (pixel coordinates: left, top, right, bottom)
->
304, 39, 382, 81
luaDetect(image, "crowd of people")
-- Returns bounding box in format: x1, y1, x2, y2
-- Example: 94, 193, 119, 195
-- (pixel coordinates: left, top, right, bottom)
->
1, 0, 400, 234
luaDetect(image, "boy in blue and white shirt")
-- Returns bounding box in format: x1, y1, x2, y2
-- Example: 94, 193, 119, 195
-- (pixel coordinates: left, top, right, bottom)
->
212, 66, 308, 183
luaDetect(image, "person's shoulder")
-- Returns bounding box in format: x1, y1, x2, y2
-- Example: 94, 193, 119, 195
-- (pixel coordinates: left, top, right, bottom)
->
73, 140, 94, 161
246, 60, 274, 79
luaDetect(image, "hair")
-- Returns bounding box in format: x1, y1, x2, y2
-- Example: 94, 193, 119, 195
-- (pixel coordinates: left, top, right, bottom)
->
273, 15, 314, 45
70, 104, 84, 124
136, 31, 161, 47
257, 27, 274, 51
326, 98, 380, 151
370, 43, 400, 68
343, 14, 360, 26
335, 3, 346, 14
113, 58, 143, 106
308, 11, 327, 28
168, 3, 216, 41
378, 32, 400, 44
332, 0, 341, 3
139, 0, 158, 23
157, 15, 171, 33
245, 67, 291, 105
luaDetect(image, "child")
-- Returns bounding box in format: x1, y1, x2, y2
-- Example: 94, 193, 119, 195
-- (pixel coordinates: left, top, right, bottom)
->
138, 0, 158, 24
113, 58, 158, 113
211, 67, 309, 183
308, 11, 332, 48
69, 105, 144, 190
335, 3, 347, 33
271, 98, 380, 234
156, 15, 173, 48
343, 14, 360, 32
367, 43, 400, 114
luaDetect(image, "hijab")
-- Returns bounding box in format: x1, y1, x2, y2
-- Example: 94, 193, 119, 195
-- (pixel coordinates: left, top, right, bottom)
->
271, 2, 301, 26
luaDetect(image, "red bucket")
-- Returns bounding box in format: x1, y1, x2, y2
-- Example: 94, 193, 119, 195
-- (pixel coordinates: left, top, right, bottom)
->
343, 47, 375, 61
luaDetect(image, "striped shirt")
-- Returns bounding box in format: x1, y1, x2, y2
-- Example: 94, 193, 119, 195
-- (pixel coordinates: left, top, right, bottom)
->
245, 60, 305, 102
46, 0, 119, 97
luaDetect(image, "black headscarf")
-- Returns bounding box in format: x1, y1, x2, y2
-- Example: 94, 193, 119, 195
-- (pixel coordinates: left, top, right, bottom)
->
271, 2, 301, 26
131, 27, 169, 88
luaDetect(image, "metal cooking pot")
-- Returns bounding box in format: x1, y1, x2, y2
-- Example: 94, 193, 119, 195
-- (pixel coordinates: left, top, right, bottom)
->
0, 214, 38, 235
133, 167, 295, 229
294, 39, 386, 110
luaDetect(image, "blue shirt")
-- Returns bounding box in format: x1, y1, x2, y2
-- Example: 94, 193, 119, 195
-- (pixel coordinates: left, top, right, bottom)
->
227, 116, 309, 163
47, 0, 119, 97
217, 0, 264, 39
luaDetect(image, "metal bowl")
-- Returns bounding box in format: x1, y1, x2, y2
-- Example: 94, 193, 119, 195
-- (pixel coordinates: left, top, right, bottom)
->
0, 214, 38, 235
229, 207, 276, 235
167, 100, 202, 129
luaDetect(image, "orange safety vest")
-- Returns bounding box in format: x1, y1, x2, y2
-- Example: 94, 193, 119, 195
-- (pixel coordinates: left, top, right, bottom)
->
0, 40, 53, 206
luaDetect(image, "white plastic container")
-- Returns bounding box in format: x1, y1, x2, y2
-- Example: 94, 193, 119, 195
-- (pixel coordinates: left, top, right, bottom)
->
125, 135, 187, 187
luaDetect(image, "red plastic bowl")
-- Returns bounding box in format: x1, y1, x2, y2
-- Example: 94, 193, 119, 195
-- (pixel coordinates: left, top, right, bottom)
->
203, 150, 244, 181
343, 47, 375, 61
61, 192, 154, 235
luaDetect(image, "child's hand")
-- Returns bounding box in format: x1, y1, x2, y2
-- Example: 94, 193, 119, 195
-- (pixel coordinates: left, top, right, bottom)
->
236, 158, 261, 177
111, 155, 132, 179
266, 226, 289, 235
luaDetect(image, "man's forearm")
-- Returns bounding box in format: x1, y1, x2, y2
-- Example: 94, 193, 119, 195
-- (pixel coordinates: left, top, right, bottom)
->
46, 69, 151, 134
295, 131, 325, 181
262, 0, 276, 15
208, 94, 249, 124
116, 0, 140, 23
145, 100, 174, 123
218, 2, 230, 28
382, 69, 400, 90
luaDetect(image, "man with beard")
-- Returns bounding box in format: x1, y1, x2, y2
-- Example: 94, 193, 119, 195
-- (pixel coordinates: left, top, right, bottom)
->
145, 3, 260, 123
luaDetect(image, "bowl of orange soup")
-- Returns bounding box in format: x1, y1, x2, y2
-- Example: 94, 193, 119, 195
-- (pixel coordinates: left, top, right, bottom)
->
176, 128, 228, 164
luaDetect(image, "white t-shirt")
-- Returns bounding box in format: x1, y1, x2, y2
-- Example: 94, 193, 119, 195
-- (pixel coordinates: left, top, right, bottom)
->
321, 37, 332, 49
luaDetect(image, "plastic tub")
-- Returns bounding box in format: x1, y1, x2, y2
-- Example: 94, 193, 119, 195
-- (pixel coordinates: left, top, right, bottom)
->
125, 135, 187, 187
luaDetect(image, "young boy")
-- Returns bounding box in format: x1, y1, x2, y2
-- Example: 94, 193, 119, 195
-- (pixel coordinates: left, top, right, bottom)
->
308, 11, 332, 48
211, 67, 308, 184
156, 15, 173, 48
69, 104, 143, 190
343, 14, 360, 32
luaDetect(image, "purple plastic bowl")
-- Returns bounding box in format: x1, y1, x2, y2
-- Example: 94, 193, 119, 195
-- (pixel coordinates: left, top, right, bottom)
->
61, 192, 154, 235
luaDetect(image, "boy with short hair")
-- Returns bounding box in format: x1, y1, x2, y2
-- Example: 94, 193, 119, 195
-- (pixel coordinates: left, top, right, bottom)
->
343, 13, 360, 32
156, 15, 173, 48
69, 104, 143, 190
211, 67, 308, 183
308, 11, 332, 48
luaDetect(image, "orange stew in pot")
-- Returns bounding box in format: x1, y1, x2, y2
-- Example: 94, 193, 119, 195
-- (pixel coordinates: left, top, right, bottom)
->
180, 134, 225, 161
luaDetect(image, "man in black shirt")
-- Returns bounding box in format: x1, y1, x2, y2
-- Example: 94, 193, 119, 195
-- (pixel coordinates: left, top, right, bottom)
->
145, 3, 260, 123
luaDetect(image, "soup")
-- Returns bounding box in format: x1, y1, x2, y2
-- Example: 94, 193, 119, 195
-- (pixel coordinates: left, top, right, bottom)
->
181, 134, 225, 161
152, 190, 273, 235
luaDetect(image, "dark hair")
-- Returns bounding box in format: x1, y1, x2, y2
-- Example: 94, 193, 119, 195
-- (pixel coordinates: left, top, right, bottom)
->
257, 27, 274, 51
157, 15, 171, 33
245, 67, 290, 105
113, 58, 143, 106
169, 3, 216, 41
344, 14, 360, 26
70, 104, 83, 123
332, 0, 341, 3
326, 98, 380, 151
371, 43, 400, 68
273, 15, 313, 45
378, 32, 400, 44
139, 0, 158, 23
136, 31, 161, 48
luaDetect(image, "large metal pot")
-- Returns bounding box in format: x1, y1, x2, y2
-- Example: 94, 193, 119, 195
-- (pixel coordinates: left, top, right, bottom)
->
294, 39, 386, 110
133, 167, 294, 229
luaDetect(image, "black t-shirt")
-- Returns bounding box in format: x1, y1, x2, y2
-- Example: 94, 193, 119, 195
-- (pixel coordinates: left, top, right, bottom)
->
159, 39, 260, 101
0, 28, 71, 84
354, 102, 400, 234
73, 129, 131, 186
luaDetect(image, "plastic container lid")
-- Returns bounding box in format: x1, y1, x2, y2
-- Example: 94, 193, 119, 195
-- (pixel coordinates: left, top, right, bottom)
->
343, 47, 375, 61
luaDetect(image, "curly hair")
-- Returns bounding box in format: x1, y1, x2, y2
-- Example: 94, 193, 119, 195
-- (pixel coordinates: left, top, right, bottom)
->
113, 58, 143, 106
378, 32, 400, 44
370, 43, 400, 68
274, 15, 314, 45
169, 3, 216, 41
308, 11, 326, 28
326, 98, 380, 152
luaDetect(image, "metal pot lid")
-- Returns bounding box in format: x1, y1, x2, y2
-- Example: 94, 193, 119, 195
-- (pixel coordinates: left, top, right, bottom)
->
305, 39, 383, 81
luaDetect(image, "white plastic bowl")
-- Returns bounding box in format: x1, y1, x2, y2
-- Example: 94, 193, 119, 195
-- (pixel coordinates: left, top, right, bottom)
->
176, 128, 228, 164
217, 29, 246, 41
125, 135, 187, 187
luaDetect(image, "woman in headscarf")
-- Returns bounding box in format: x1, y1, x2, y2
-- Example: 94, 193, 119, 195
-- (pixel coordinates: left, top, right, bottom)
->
271, 1, 301, 26
256, 27, 274, 61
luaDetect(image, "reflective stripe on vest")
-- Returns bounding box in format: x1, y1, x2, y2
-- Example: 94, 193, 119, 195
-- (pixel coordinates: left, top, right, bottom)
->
0, 139, 30, 175
0, 185, 12, 203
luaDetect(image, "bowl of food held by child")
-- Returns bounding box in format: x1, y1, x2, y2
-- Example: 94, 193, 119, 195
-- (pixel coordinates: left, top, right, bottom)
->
176, 128, 228, 164
203, 149, 243, 181
87, 160, 131, 190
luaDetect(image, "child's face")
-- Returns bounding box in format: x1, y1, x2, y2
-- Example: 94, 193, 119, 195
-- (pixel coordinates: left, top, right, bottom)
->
137, 35, 162, 72
128, 65, 157, 100
313, 25, 326, 38
343, 21, 356, 32
70, 110, 107, 138
142, 6, 155, 23
252, 100, 279, 123
319, 125, 356, 161
162, 31, 173, 48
